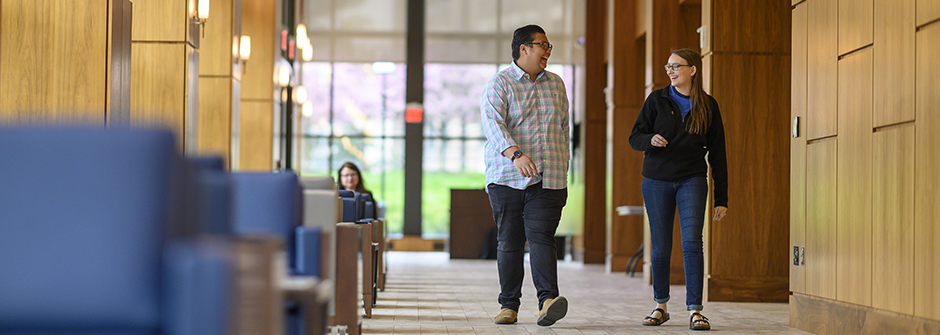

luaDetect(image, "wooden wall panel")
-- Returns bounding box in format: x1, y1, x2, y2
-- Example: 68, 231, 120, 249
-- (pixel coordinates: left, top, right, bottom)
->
0, 0, 108, 121
708, 0, 789, 53
872, 124, 915, 315
197, 77, 234, 163
201, 0, 238, 77
607, 0, 645, 273
708, 54, 790, 279
789, 2, 807, 295
197, 0, 242, 168
873, 0, 915, 127
645, 0, 679, 90
806, 0, 838, 140
839, 0, 873, 55
239, 101, 273, 171
238, 0, 276, 171
791, 294, 940, 334
696, 0, 790, 302
678, 2, 701, 52
917, 0, 940, 28
132, 0, 187, 42
241, 0, 275, 101
835, 48, 872, 307
914, 23, 940, 320
131, 43, 188, 138
582, 0, 606, 264
805, 139, 836, 300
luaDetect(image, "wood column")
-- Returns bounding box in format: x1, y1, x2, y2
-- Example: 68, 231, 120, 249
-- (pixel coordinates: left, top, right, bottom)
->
131, 0, 201, 152
639, 0, 694, 286
238, 0, 276, 171
581, 0, 606, 264
703, 0, 791, 302
198, 0, 242, 168
0, 0, 131, 124
606, 0, 645, 273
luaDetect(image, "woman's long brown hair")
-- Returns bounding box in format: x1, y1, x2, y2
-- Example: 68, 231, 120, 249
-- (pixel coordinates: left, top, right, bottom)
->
672, 49, 711, 135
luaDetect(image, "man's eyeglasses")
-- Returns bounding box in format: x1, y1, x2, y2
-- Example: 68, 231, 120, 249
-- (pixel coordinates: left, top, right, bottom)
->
664, 64, 692, 71
526, 41, 553, 51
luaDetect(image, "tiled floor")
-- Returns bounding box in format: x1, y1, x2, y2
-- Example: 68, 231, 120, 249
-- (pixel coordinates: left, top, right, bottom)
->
362, 252, 813, 334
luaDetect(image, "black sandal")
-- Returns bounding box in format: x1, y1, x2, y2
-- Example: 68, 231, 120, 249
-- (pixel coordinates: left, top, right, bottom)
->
690, 312, 711, 330
642, 308, 669, 326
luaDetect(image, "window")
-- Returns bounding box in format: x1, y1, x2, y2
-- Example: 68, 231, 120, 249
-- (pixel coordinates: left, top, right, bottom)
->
298, 0, 585, 237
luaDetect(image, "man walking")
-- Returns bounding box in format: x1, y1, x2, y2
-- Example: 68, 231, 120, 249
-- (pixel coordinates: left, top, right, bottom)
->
480, 24, 570, 327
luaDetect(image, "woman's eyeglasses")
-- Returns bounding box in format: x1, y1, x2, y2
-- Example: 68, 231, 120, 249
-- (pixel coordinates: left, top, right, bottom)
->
664, 64, 692, 71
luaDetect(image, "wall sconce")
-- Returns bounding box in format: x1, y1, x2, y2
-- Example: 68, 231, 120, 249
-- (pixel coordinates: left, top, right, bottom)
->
278, 65, 291, 87
239, 36, 251, 62
296, 24, 308, 47
302, 44, 313, 62
301, 101, 313, 117
195, 0, 210, 37
296, 24, 312, 62
292, 85, 308, 104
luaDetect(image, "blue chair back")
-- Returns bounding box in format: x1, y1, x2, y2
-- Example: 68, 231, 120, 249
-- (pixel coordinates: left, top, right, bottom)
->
0, 127, 209, 334
338, 190, 360, 222
189, 156, 232, 235
230, 172, 302, 267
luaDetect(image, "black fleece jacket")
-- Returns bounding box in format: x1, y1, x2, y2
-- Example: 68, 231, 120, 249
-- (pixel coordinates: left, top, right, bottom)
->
628, 86, 728, 207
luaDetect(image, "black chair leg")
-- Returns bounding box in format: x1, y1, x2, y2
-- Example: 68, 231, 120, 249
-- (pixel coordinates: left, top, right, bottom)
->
625, 243, 644, 277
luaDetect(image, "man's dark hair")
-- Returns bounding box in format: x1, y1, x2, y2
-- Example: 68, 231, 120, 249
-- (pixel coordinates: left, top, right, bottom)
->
511, 24, 546, 61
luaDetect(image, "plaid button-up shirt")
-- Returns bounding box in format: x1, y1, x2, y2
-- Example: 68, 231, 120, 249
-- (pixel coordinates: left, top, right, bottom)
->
481, 61, 570, 190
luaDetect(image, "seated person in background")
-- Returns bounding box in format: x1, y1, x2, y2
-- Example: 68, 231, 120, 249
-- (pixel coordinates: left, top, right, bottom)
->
337, 162, 372, 196
338, 162, 379, 219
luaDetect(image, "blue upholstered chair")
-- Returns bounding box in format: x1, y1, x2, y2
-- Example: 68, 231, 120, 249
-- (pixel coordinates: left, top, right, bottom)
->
229, 171, 329, 334
0, 126, 233, 335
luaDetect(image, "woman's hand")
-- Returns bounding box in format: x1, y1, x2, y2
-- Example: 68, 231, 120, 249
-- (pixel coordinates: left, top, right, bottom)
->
651, 134, 668, 147
713, 206, 728, 221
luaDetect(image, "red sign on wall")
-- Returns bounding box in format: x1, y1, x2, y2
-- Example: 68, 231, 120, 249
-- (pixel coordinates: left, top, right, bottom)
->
405, 107, 423, 123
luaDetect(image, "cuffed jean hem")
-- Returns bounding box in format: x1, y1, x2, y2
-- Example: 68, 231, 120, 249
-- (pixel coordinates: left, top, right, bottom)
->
654, 296, 669, 304
687, 305, 703, 311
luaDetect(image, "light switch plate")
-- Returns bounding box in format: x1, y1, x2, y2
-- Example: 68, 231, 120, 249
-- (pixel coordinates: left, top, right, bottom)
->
800, 246, 805, 265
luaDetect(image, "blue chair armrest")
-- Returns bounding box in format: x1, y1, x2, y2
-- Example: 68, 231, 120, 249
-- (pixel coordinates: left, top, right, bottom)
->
162, 239, 233, 335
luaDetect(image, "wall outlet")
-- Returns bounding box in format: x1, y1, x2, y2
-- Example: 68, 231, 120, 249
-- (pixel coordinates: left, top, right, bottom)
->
800, 246, 805, 265
793, 246, 800, 266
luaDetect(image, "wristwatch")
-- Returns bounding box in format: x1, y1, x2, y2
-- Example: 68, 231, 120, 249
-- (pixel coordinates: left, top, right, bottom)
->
510, 150, 523, 162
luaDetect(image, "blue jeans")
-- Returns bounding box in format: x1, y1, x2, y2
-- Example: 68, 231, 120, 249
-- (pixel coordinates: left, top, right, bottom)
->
487, 182, 567, 311
642, 176, 707, 311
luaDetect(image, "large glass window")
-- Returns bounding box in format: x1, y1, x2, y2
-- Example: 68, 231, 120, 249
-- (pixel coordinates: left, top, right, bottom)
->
299, 61, 406, 231
299, 0, 585, 238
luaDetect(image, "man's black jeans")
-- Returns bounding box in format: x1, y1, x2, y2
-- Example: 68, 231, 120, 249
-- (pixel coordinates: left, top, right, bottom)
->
486, 182, 567, 311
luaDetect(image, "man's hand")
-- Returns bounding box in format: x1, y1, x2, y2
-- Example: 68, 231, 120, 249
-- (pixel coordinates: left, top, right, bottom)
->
513, 154, 537, 177
502, 146, 538, 177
